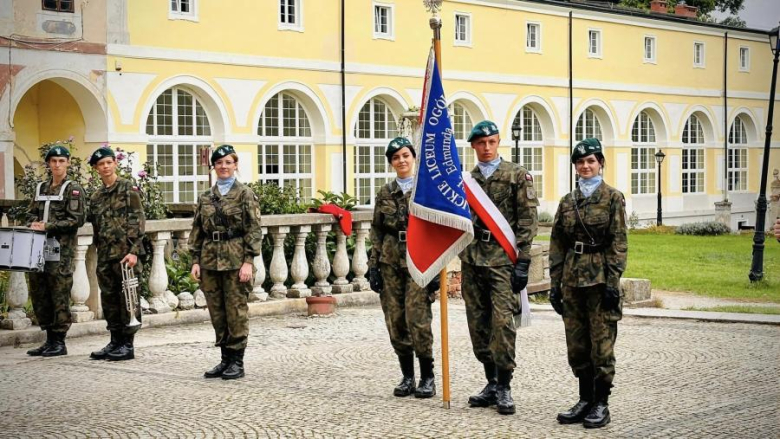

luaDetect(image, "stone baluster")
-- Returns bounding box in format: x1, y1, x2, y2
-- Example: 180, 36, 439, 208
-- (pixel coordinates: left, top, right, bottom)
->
351, 221, 370, 292
85, 243, 102, 319
269, 226, 290, 299
311, 224, 332, 296
287, 225, 312, 298
249, 227, 268, 302
70, 235, 94, 322
1, 272, 31, 330
147, 231, 173, 313
174, 230, 190, 257
330, 224, 353, 294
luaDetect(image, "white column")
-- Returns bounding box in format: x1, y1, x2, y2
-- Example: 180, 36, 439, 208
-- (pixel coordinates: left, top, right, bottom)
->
287, 225, 312, 298
85, 243, 102, 319
249, 227, 268, 302
311, 224, 332, 296
174, 230, 190, 256
269, 226, 290, 299
330, 224, 353, 294
351, 221, 370, 292
1, 272, 31, 330
70, 235, 94, 322
148, 231, 173, 313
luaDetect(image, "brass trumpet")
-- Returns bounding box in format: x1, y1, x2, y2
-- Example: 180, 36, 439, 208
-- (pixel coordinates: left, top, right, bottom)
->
122, 262, 141, 328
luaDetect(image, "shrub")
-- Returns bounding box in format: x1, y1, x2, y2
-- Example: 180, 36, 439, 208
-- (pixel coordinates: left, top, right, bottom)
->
675, 221, 731, 236
166, 251, 199, 294
311, 190, 358, 211
248, 182, 309, 215
628, 211, 640, 230
537, 211, 553, 223
631, 225, 677, 235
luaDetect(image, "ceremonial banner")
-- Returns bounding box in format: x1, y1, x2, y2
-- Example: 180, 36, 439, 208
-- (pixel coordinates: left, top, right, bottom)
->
407, 48, 474, 287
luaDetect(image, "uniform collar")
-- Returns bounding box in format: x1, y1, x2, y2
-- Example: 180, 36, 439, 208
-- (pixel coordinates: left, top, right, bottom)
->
211, 179, 242, 199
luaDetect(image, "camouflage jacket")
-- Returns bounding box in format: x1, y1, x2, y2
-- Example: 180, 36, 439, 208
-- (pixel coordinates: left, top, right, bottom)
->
189, 181, 263, 271
460, 160, 539, 267
88, 177, 146, 262
25, 179, 86, 269
549, 182, 628, 290
369, 180, 410, 269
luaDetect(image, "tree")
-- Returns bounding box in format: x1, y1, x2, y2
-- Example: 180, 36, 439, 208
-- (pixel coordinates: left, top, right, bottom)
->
618, 0, 745, 20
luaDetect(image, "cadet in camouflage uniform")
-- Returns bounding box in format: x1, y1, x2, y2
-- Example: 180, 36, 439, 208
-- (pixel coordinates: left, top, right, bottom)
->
87, 146, 146, 362
368, 138, 438, 399
25, 145, 86, 357
549, 138, 627, 429
189, 145, 263, 380
460, 121, 538, 415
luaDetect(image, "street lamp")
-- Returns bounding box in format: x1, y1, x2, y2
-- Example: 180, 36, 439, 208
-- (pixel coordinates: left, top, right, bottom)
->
511, 119, 522, 164
654, 149, 666, 226
749, 23, 780, 282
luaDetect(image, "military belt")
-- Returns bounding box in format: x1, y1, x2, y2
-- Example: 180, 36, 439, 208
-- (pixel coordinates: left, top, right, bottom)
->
473, 226, 494, 243
211, 230, 243, 242
571, 241, 604, 255
386, 230, 407, 243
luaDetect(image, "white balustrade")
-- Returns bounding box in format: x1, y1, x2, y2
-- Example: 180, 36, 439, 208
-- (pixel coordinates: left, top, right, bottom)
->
249, 227, 268, 302
1, 272, 31, 330
70, 235, 94, 322
269, 226, 290, 299
311, 224, 332, 296
330, 224, 353, 294
147, 231, 172, 313
287, 225, 311, 298
351, 221, 370, 292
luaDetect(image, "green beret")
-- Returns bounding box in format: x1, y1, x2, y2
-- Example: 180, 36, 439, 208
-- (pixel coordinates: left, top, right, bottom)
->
44, 144, 70, 161
211, 144, 236, 165
385, 137, 415, 162
88, 146, 115, 166
571, 138, 603, 163
468, 120, 500, 142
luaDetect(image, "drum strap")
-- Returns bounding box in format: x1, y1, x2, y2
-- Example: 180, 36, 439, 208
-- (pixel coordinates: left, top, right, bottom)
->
35, 180, 72, 223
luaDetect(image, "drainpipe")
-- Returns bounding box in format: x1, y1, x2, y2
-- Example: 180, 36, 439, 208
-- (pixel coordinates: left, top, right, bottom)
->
723, 31, 728, 201
340, 0, 347, 193
569, 10, 574, 191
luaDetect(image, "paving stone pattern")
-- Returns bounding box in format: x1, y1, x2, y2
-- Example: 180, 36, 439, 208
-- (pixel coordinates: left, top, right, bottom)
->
0, 303, 778, 438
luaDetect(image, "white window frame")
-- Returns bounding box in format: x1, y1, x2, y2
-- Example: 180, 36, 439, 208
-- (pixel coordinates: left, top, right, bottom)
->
278, 0, 304, 32
454, 12, 472, 47
739, 46, 750, 72
681, 115, 705, 194
728, 117, 748, 192
588, 28, 602, 59
630, 111, 657, 195
449, 102, 475, 172
693, 41, 705, 68
169, 0, 198, 22
514, 106, 544, 198
373, 2, 394, 41
644, 35, 656, 64
575, 108, 603, 142
354, 98, 398, 206
526, 21, 542, 53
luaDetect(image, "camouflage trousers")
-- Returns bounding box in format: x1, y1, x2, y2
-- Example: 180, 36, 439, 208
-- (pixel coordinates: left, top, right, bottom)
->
96, 260, 143, 336
29, 261, 73, 333
201, 268, 252, 351
378, 262, 434, 359
562, 284, 622, 385
461, 263, 516, 371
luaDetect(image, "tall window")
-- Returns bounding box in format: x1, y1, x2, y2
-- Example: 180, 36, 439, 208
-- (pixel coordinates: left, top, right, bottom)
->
739, 46, 750, 72
644, 36, 656, 63
169, 0, 197, 20
575, 108, 602, 141
146, 88, 211, 203
43, 0, 74, 12
631, 111, 656, 195
693, 42, 705, 67
449, 102, 474, 172
355, 98, 398, 205
682, 115, 705, 194
279, 0, 302, 29
454, 13, 471, 46
373, 3, 393, 39
257, 93, 314, 200
728, 116, 748, 191
526, 22, 541, 53
588, 29, 602, 58
512, 106, 544, 197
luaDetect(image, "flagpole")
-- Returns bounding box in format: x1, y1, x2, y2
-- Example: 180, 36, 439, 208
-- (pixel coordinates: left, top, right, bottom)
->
425, 0, 450, 410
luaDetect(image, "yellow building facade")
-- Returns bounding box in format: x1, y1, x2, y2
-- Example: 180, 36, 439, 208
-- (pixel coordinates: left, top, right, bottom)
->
2, 0, 778, 228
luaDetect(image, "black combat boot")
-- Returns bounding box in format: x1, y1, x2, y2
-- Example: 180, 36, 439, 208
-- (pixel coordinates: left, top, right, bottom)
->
204, 347, 231, 379
42, 331, 68, 357
414, 357, 436, 398
468, 362, 498, 407
107, 334, 135, 361
27, 329, 53, 356
583, 380, 611, 428
222, 348, 245, 380
90, 330, 121, 360
394, 355, 416, 396
495, 369, 516, 415
557, 372, 594, 424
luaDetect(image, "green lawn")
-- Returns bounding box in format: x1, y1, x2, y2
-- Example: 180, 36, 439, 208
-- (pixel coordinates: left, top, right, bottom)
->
683, 305, 780, 315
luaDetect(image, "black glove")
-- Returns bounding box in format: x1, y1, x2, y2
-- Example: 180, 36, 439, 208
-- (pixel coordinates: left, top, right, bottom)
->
510, 259, 530, 293
369, 267, 383, 294
603, 286, 621, 311
549, 286, 563, 316
426, 274, 441, 295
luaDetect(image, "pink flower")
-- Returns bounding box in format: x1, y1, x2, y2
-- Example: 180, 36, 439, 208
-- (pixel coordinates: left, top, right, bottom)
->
117, 153, 126, 161
138, 170, 148, 178
101, 142, 109, 147
68, 135, 74, 142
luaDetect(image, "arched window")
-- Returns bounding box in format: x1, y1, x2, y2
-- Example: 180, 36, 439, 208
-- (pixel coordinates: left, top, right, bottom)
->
257, 92, 314, 200
511, 106, 544, 197
575, 108, 602, 141
448, 102, 474, 171
354, 98, 398, 205
145, 87, 211, 203
728, 116, 748, 191
682, 115, 705, 194
630, 111, 656, 195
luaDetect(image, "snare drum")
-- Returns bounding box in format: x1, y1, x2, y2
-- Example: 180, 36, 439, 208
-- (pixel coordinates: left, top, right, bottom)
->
0, 227, 46, 272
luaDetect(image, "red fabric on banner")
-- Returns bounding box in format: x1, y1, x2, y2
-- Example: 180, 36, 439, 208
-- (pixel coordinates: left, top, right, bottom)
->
407, 215, 464, 271
309, 204, 352, 236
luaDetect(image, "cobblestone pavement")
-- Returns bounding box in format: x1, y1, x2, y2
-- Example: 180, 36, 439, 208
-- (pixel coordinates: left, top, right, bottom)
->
1, 302, 778, 438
